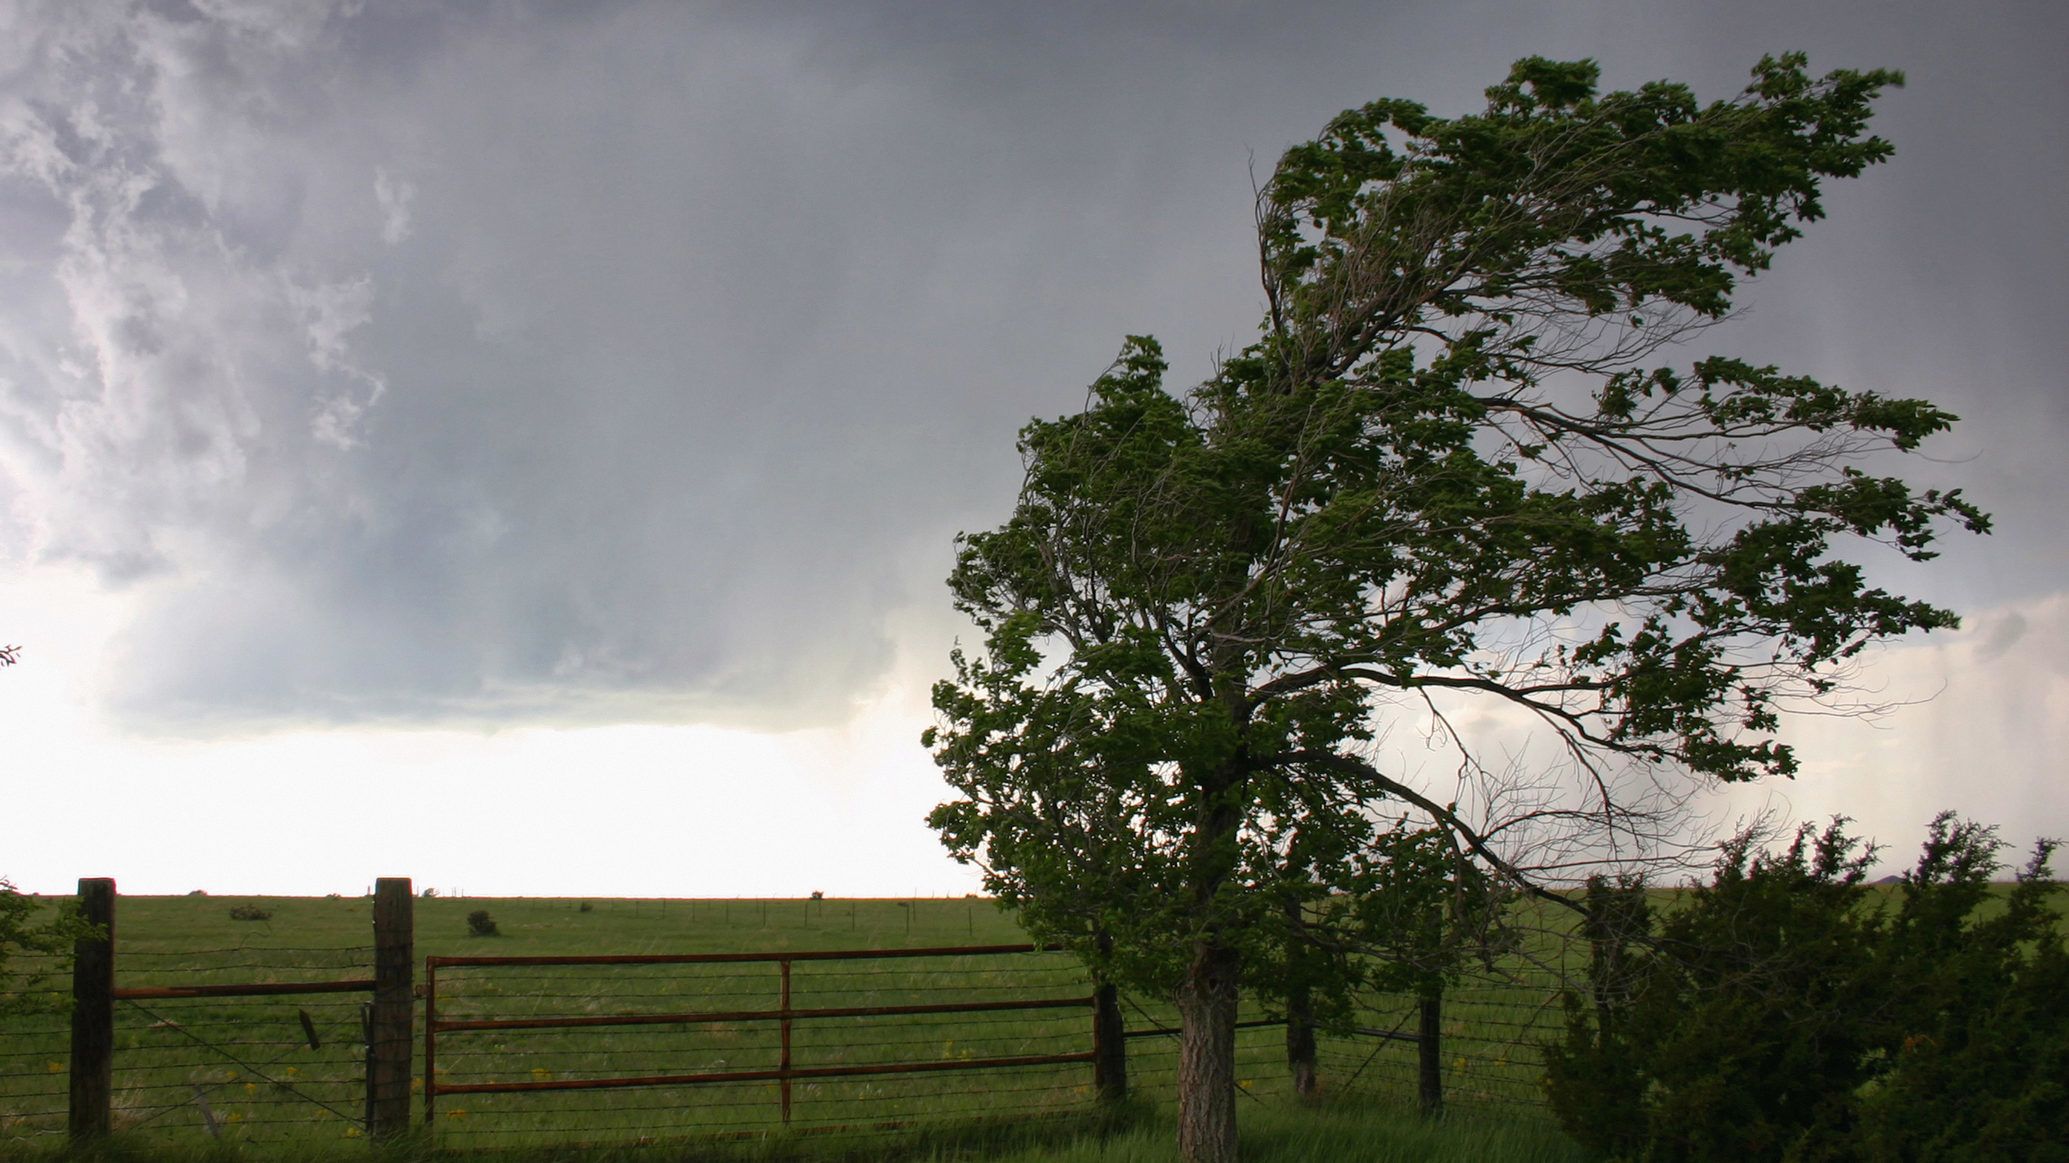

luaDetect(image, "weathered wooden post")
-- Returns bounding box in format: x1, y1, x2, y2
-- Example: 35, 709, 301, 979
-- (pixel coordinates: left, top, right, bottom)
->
1282, 896, 1318, 1098
68, 877, 115, 1143
366, 878, 414, 1139
1091, 932, 1127, 1102
1417, 987, 1443, 1118
778, 958, 794, 1124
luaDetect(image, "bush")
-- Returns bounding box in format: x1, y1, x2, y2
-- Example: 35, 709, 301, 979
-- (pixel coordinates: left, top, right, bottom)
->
1544, 812, 2065, 1162
227, 904, 271, 922
1852, 830, 2069, 1159
466, 909, 499, 937
578, 901, 594, 913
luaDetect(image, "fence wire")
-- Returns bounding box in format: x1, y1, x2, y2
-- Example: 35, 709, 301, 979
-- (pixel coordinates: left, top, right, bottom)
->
426, 948, 1097, 1149
0, 981, 68, 1148
3, 942, 382, 1149
8, 924, 1571, 1154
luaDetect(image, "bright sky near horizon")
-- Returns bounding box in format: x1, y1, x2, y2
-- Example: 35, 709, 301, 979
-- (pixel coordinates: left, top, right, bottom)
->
3, 1, 2066, 898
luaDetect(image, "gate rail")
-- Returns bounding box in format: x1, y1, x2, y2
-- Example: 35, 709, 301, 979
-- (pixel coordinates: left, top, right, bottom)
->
423, 942, 1116, 1130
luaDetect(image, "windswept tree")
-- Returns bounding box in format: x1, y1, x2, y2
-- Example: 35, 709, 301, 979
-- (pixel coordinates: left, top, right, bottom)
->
926, 54, 1983, 1163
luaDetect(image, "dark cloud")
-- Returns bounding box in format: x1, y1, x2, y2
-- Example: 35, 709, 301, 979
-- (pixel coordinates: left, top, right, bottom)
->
1, 0, 2062, 733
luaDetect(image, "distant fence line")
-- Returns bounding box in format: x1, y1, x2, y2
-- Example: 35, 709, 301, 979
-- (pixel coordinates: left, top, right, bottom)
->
8, 878, 1556, 1152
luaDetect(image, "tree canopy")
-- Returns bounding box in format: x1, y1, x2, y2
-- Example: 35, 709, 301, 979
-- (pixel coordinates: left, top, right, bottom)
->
925, 53, 1983, 1163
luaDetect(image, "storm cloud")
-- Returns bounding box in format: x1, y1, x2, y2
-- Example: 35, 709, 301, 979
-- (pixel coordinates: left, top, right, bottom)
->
2, 0, 2063, 739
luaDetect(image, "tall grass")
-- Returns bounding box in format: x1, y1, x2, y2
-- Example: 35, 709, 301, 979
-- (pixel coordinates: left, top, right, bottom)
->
2, 1099, 1588, 1163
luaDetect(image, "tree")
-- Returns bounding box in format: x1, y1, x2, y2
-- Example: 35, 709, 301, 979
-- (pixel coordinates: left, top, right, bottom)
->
926, 54, 1983, 1163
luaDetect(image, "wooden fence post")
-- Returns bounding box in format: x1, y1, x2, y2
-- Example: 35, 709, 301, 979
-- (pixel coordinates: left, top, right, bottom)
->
68, 877, 115, 1143
1417, 987, 1443, 1118
778, 959, 793, 1124
1092, 980, 1127, 1102
1091, 932, 1126, 1102
366, 878, 414, 1139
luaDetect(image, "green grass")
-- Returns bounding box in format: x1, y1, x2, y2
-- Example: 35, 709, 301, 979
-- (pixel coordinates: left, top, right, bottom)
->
1, 894, 1580, 1161
1, 1100, 1587, 1163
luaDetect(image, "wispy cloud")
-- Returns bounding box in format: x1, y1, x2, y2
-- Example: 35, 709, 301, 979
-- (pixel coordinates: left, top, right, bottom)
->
373, 167, 413, 245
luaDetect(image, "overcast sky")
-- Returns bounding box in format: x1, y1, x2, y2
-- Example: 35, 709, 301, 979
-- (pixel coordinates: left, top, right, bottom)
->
3, 0, 2064, 897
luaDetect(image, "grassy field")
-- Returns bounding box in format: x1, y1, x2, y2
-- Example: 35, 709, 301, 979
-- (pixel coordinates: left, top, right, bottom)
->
0, 893, 1577, 1161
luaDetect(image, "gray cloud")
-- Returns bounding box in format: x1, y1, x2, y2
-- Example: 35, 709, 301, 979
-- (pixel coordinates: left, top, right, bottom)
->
1, 1, 2063, 734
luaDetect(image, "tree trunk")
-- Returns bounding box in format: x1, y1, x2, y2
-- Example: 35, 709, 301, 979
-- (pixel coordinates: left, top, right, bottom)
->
1285, 982, 1318, 1099
1177, 938, 1242, 1163
1282, 891, 1318, 1099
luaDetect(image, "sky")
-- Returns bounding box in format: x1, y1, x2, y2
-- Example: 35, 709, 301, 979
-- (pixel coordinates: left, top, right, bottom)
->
2, 0, 2065, 898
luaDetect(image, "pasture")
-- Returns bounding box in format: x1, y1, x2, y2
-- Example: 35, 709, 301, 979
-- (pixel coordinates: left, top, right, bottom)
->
1, 892, 1579, 1161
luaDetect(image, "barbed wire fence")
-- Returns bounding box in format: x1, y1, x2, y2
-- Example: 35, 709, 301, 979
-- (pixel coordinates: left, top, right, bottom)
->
0, 950, 69, 1149
1318, 978, 1562, 1114
1, 942, 379, 1149
6, 887, 1571, 1155
104, 944, 375, 1146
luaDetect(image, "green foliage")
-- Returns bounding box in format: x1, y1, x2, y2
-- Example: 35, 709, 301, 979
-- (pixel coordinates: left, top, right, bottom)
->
467, 909, 500, 937
929, 51, 1978, 1017
1851, 826, 2069, 1160
0, 881, 83, 1016
1543, 812, 2067, 1161
227, 904, 273, 922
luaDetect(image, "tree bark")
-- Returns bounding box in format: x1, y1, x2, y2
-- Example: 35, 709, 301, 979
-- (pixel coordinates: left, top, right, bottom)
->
1177, 938, 1242, 1163
1282, 892, 1318, 1099
1285, 983, 1318, 1099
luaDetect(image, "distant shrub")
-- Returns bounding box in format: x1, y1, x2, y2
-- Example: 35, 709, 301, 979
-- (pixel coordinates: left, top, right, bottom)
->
810, 891, 824, 901
578, 901, 594, 913
420, 887, 439, 899
228, 904, 271, 922
324, 893, 342, 900
466, 910, 499, 937
186, 889, 207, 897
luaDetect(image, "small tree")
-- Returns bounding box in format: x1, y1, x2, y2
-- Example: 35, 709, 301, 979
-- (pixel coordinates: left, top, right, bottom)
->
466, 909, 499, 937
928, 53, 1982, 1163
